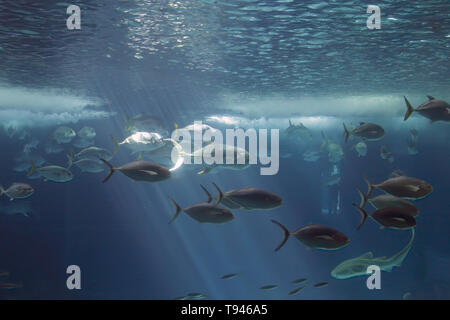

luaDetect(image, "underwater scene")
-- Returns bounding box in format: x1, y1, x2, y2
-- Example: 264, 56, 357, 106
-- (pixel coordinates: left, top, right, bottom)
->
0, 0, 449, 300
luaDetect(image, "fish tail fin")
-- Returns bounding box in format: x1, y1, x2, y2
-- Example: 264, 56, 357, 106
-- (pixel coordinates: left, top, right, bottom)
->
174, 122, 179, 129
100, 158, 115, 183
271, 219, 290, 251
356, 186, 368, 208
352, 203, 369, 230
288, 119, 292, 126
111, 136, 119, 156
362, 174, 374, 199
27, 161, 36, 177
404, 96, 415, 121
212, 182, 223, 205
168, 197, 182, 224
200, 184, 213, 203
343, 123, 350, 143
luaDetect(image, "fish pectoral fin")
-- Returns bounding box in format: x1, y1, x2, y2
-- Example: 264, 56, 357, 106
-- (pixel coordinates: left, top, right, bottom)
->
405, 185, 420, 192
142, 170, 158, 176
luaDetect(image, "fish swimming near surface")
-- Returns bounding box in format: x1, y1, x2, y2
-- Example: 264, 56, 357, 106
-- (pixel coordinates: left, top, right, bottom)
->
321, 132, 344, 163
404, 96, 450, 123
260, 285, 278, 290
168, 188, 234, 224
27, 162, 73, 183
288, 286, 306, 295
220, 273, 240, 280
100, 159, 171, 183
77, 126, 96, 140
314, 282, 329, 288
285, 120, 312, 140
361, 174, 433, 204
203, 183, 283, 211
0, 183, 34, 200
331, 228, 415, 279
357, 189, 419, 217
271, 219, 350, 251
343, 122, 385, 143
53, 126, 76, 144
125, 113, 169, 136
112, 132, 166, 155
352, 203, 416, 230
291, 278, 308, 285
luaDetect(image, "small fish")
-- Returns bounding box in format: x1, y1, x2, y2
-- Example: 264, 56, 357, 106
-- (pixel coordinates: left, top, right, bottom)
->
380, 145, 394, 163
271, 220, 350, 251
361, 175, 433, 204
185, 292, 208, 299
260, 285, 278, 290
314, 282, 329, 288
285, 120, 312, 140
101, 159, 171, 183
0, 183, 34, 200
291, 278, 308, 284
168, 191, 234, 225
288, 286, 306, 296
53, 126, 76, 144
205, 183, 282, 211
352, 203, 416, 230
27, 162, 73, 183
343, 122, 385, 143
221, 273, 240, 280
76, 147, 113, 161
404, 96, 450, 123
78, 126, 96, 140
353, 141, 367, 157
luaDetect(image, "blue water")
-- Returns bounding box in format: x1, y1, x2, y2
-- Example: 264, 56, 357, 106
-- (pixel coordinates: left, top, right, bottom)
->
0, 1, 449, 300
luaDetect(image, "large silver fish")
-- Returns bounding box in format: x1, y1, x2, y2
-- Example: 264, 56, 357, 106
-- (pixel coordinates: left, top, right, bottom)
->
343, 122, 385, 143
0, 183, 34, 200
404, 96, 450, 123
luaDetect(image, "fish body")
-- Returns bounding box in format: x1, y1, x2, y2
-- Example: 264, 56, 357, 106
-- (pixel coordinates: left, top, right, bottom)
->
78, 126, 96, 140
28, 163, 73, 183
343, 122, 385, 143
366, 193, 419, 217
331, 228, 415, 279
363, 175, 433, 201
354, 141, 367, 157
404, 96, 450, 122
288, 286, 306, 295
285, 120, 312, 140
0, 183, 34, 200
221, 273, 239, 280
260, 285, 278, 290
115, 132, 166, 154
352, 204, 416, 230
72, 159, 105, 173
291, 278, 307, 284
169, 198, 234, 224
314, 282, 329, 288
209, 184, 282, 210
271, 220, 349, 251
53, 126, 76, 144
101, 159, 171, 183
191, 144, 250, 174
76, 147, 113, 161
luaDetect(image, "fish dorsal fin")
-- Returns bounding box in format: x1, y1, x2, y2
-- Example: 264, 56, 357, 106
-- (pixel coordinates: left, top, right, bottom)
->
427, 95, 435, 101
359, 252, 373, 259
289, 119, 292, 126
389, 170, 403, 178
